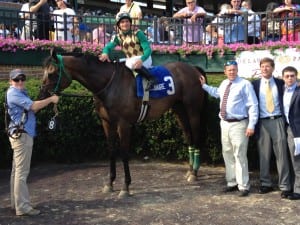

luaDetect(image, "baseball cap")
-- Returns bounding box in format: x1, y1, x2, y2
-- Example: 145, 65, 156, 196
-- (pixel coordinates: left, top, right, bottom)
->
9, 69, 26, 80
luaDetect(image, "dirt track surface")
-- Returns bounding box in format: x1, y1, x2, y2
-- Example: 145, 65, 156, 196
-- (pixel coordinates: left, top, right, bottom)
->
0, 161, 299, 225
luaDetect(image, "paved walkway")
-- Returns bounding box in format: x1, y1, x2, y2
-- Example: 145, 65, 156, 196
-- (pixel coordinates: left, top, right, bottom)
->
0, 161, 299, 225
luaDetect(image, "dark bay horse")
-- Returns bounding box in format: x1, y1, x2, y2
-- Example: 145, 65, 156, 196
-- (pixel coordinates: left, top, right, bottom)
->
39, 50, 207, 197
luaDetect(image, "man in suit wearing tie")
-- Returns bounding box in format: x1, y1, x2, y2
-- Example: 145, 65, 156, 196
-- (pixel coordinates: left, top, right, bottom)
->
200, 60, 258, 197
252, 57, 292, 198
282, 66, 300, 200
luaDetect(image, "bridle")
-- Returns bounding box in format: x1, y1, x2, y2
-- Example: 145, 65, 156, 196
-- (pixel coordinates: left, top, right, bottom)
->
41, 54, 72, 96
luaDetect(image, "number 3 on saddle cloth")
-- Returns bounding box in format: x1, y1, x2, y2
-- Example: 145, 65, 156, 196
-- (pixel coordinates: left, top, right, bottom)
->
136, 66, 175, 98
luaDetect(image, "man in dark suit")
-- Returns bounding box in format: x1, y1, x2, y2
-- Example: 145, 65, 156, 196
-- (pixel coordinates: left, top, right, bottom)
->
282, 66, 300, 200
252, 57, 291, 198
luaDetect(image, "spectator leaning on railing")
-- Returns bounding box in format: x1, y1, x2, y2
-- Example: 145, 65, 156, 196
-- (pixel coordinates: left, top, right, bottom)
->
219, 0, 246, 44
273, 0, 300, 42
173, 0, 206, 45
261, 2, 280, 42
241, 0, 260, 44
206, 3, 231, 46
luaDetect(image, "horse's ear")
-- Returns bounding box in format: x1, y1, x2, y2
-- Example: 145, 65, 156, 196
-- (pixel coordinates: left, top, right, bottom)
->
50, 48, 58, 61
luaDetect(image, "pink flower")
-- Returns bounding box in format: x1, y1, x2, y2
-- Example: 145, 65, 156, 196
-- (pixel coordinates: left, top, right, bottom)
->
1, 38, 300, 57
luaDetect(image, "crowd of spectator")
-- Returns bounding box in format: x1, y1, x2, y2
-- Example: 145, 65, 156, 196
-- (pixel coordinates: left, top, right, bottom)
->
0, 0, 300, 45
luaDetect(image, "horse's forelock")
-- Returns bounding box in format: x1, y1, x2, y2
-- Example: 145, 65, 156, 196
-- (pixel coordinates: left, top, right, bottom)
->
42, 56, 57, 82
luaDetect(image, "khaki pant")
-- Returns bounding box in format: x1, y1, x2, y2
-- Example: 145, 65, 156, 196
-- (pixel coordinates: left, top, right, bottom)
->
221, 119, 250, 190
9, 133, 34, 215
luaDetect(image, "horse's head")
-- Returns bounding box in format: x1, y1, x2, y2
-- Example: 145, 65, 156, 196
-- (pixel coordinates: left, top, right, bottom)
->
39, 49, 72, 99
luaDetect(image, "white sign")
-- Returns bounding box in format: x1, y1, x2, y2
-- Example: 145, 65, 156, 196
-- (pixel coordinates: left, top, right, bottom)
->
236, 48, 300, 78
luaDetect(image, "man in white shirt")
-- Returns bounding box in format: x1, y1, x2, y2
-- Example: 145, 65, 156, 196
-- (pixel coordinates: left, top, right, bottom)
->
117, 0, 142, 26
19, 0, 37, 40
200, 60, 258, 197
52, 0, 76, 41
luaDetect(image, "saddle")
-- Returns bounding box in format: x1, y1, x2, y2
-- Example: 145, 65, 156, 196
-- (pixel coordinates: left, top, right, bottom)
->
136, 66, 175, 99
135, 66, 175, 122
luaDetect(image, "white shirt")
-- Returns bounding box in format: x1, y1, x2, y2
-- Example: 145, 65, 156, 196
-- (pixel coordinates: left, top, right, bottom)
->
119, 2, 142, 20
53, 8, 76, 30
19, 3, 37, 28
203, 76, 258, 129
283, 83, 297, 124
52, 8, 76, 41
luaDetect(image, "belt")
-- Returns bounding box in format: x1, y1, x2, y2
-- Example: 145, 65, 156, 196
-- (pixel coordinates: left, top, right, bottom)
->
260, 115, 282, 120
224, 118, 248, 123
55, 28, 69, 31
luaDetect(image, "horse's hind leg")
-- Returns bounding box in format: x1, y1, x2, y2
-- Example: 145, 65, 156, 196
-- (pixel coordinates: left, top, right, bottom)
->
185, 103, 205, 181
172, 103, 198, 181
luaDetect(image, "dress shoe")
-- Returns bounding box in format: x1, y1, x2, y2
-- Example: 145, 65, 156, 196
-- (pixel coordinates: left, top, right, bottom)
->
258, 186, 274, 194
281, 190, 292, 199
239, 190, 249, 197
223, 185, 238, 193
17, 208, 40, 216
287, 193, 300, 200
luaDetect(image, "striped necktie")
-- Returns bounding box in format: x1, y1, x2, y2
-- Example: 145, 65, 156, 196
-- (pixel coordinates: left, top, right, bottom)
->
220, 82, 232, 119
265, 80, 274, 113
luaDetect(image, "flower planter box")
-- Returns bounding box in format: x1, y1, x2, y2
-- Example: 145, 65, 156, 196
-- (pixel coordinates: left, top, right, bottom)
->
152, 53, 180, 66
0, 50, 50, 66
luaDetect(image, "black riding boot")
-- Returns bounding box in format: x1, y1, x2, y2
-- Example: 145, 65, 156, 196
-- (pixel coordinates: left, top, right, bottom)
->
135, 67, 156, 90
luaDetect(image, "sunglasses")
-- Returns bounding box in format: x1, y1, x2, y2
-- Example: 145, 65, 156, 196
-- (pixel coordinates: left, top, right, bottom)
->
284, 75, 296, 78
13, 77, 26, 82
186, 1, 195, 4
224, 61, 238, 66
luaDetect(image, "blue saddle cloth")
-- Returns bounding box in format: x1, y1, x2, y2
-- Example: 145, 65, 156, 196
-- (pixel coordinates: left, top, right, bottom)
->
136, 66, 175, 98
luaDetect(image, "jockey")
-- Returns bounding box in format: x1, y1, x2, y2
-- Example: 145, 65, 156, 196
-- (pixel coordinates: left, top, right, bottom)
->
99, 12, 155, 89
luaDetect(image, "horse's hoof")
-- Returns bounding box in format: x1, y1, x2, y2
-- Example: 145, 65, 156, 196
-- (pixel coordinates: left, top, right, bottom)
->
185, 170, 192, 178
187, 174, 197, 182
118, 190, 130, 198
102, 185, 113, 193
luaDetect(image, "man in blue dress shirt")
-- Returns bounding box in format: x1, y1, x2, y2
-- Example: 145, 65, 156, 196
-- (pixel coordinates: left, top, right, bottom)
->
200, 60, 258, 197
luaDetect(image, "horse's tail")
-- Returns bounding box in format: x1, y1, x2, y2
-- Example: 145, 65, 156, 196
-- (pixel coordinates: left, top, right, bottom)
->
194, 66, 209, 161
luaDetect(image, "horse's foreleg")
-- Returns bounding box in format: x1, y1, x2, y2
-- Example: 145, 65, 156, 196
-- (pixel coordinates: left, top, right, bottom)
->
172, 104, 197, 181
118, 122, 132, 198
101, 120, 118, 193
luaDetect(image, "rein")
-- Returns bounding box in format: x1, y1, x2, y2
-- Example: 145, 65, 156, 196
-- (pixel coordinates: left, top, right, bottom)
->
93, 62, 118, 97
